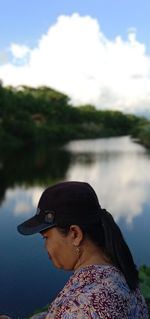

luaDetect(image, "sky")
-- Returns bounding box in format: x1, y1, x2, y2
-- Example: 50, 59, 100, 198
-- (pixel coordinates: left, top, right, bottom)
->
1, 0, 150, 115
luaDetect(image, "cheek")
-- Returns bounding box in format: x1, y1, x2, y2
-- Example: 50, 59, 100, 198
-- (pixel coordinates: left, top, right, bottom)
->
44, 234, 77, 270
45, 238, 60, 258
45, 239, 53, 254
60, 243, 77, 270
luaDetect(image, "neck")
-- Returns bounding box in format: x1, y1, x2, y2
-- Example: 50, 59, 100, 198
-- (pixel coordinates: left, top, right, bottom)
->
74, 241, 112, 271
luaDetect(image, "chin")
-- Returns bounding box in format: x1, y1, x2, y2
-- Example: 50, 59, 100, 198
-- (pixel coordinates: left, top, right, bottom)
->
52, 261, 63, 269
53, 262, 71, 271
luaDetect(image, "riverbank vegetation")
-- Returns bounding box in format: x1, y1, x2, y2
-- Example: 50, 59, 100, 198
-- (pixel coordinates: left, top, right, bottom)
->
139, 265, 150, 314
131, 121, 150, 148
0, 81, 150, 149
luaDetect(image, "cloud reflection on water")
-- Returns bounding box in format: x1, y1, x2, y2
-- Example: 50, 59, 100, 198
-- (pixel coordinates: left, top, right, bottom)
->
1, 137, 150, 227
65, 137, 150, 225
3, 186, 43, 216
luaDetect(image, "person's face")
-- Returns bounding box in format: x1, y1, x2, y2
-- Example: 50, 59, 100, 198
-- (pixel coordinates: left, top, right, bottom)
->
41, 226, 80, 271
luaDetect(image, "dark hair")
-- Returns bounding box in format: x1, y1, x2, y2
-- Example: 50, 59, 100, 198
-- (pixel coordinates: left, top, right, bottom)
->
57, 208, 139, 292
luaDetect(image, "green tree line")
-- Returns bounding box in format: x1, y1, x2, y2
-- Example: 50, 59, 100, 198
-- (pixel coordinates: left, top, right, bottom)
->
0, 80, 149, 149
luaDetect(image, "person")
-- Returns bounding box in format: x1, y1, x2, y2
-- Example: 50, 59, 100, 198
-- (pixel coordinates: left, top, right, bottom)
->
16, 181, 148, 318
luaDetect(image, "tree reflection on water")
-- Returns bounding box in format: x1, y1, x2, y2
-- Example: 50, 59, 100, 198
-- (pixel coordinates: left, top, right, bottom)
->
0, 144, 71, 204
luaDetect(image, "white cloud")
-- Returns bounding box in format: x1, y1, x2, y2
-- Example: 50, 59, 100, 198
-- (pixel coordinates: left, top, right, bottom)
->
10, 44, 31, 59
1, 13, 150, 114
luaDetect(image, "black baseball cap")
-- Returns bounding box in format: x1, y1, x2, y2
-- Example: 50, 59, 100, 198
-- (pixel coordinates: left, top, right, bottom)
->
17, 181, 101, 235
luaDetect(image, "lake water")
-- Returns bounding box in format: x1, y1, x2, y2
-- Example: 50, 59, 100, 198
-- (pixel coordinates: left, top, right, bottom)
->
0, 136, 150, 318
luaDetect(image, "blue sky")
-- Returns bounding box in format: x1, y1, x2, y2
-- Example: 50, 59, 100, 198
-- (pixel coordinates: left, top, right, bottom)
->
1, 0, 150, 115
1, 0, 150, 50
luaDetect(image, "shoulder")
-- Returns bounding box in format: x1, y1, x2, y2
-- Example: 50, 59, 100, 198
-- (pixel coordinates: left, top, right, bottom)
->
47, 265, 148, 318
47, 265, 126, 318
47, 294, 98, 319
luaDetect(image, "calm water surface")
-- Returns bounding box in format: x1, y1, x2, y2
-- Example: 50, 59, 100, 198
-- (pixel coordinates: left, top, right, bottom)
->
0, 136, 150, 318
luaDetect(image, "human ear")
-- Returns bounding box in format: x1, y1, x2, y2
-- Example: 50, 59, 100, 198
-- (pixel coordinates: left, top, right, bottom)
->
69, 225, 83, 246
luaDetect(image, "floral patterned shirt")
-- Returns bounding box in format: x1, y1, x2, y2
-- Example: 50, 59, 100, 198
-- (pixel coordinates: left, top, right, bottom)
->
45, 265, 148, 319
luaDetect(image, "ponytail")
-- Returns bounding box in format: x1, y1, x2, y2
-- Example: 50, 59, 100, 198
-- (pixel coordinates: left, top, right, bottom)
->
99, 208, 139, 291
57, 208, 139, 291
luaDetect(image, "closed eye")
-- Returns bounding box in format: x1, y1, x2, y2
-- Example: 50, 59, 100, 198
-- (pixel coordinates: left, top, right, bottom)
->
42, 236, 48, 240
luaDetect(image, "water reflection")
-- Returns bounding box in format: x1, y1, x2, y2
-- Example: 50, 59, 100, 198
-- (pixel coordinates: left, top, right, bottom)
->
3, 187, 43, 217
0, 136, 150, 318
1, 136, 150, 225
65, 136, 150, 225
0, 145, 71, 204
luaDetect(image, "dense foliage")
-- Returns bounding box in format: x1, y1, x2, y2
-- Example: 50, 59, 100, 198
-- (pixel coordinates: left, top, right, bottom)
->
139, 265, 150, 315
1, 81, 149, 149
131, 121, 150, 147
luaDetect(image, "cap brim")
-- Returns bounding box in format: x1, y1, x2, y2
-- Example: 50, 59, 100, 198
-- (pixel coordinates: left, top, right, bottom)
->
17, 215, 55, 235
